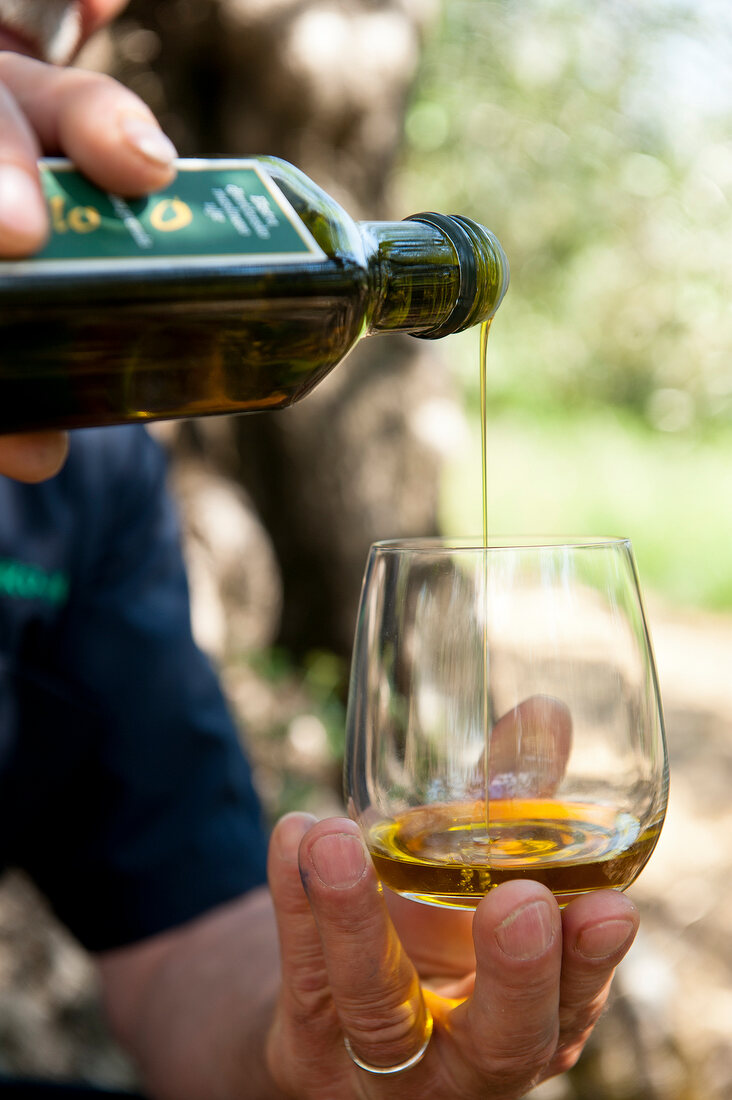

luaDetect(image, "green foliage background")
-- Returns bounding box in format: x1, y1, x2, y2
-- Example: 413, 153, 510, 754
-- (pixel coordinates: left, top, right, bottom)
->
395, 0, 732, 609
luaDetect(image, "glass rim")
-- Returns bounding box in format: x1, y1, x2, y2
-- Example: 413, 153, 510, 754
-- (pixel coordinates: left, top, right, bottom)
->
371, 535, 632, 553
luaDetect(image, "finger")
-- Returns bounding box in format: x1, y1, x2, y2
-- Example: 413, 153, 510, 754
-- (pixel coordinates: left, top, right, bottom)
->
0, 80, 71, 479
451, 880, 562, 1095
80, 2, 130, 48
298, 817, 432, 1075
490, 694, 572, 797
550, 890, 638, 1074
267, 813, 348, 1096
0, 53, 177, 195
0, 431, 69, 481
0, 76, 46, 254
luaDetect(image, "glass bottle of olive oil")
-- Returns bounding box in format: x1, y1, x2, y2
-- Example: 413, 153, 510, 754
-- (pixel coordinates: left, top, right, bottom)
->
0, 156, 508, 434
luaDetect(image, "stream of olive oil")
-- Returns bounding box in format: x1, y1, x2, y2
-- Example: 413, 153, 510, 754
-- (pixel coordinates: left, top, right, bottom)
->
365, 320, 664, 908
480, 320, 491, 547
480, 320, 492, 849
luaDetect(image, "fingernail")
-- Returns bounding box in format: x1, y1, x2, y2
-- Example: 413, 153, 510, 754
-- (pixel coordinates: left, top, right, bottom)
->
577, 919, 635, 960
276, 812, 317, 862
0, 164, 47, 242
120, 114, 178, 167
310, 833, 367, 890
496, 900, 554, 960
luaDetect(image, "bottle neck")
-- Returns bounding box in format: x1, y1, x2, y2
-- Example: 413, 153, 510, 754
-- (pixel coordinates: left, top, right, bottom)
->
361, 215, 509, 338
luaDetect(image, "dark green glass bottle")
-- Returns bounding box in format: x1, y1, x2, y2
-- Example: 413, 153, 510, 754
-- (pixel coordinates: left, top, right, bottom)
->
0, 156, 508, 433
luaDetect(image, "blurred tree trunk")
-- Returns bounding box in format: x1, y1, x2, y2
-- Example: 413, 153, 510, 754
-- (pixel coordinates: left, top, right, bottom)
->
83, 0, 449, 657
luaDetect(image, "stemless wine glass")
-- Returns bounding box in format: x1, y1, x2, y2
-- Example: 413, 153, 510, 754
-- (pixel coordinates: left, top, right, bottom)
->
344, 537, 668, 909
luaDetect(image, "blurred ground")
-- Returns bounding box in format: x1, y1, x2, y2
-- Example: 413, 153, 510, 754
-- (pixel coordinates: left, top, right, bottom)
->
0, 597, 730, 1099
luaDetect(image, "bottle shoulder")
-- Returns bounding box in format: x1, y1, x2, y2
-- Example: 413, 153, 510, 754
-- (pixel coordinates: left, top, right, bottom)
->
254, 156, 368, 269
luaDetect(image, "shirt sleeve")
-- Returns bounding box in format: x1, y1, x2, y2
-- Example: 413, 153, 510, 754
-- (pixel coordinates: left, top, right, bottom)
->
10, 427, 269, 952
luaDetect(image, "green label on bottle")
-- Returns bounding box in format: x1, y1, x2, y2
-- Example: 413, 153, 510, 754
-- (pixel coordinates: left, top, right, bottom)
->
9, 158, 327, 271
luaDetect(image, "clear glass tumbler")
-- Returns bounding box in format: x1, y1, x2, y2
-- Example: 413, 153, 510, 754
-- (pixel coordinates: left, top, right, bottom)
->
344, 537, 668, 909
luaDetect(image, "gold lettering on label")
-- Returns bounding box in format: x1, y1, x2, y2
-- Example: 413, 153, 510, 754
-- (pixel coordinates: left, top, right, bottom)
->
49, 196, 101, 234
49, 195, 68, 233
149, 198, 194, 232
68, 206, 101, 234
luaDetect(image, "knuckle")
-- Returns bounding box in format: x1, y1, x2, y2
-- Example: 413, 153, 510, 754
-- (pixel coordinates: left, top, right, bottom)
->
559, 988, 609, 1036
287, 979, 334, 1028
58, 70, 142, 119
345, 999, 417, 1045
343, 993, 428, 1070
316, 901, 371, 936
60, 72, 117, 110
497, 975, 559, 1014
312, 905, 386, 957
478, 1025, 559, 1084
63, 69, 115, 93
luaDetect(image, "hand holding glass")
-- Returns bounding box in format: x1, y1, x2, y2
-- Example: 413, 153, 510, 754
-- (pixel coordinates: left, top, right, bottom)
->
344, 538, 668, 909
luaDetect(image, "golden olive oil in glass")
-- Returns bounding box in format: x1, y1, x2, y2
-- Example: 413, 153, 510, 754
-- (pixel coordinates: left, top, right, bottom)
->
367, 798, 664, 909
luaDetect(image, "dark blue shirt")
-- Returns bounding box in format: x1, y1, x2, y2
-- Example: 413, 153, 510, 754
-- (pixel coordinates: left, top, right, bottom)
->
0, 426, 268, 952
